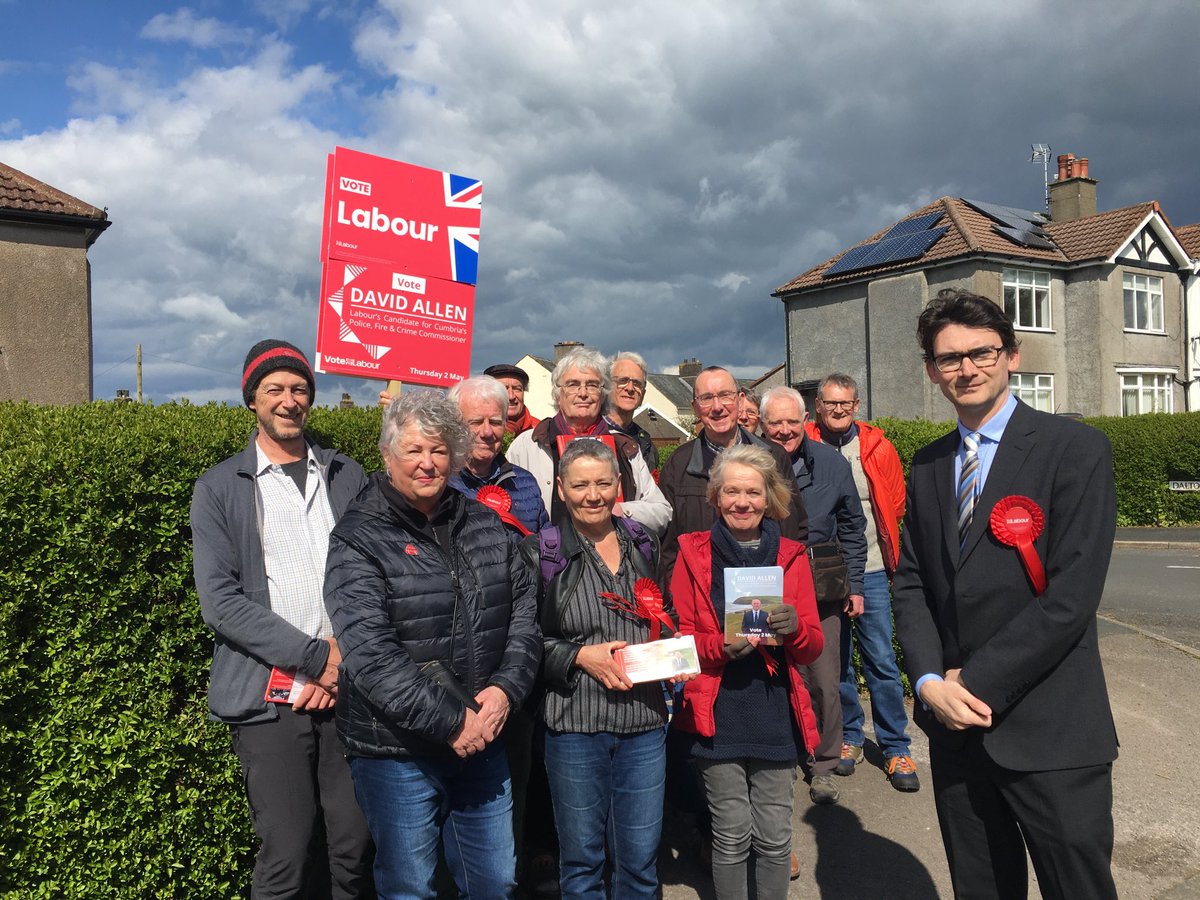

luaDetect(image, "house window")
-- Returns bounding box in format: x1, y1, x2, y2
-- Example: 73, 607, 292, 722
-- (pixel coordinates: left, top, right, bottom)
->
1009, 373, 1054, 412
1003, 268, 1051, 330
1123, 273, 1164, 332
1120, 372, 1174, 415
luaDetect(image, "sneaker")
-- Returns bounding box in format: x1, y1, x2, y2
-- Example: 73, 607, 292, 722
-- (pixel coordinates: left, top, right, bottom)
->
886, 755, 921, 792
809, 773, 840, 805
790, 850, 801, 880
835, 743, 863, 777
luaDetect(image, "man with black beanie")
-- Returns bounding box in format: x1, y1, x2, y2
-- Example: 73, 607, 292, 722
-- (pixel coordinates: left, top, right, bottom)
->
191, 339, 373, 898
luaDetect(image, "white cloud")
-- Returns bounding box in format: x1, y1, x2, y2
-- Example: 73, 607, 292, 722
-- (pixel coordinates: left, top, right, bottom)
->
162, 293, 249, 329
141, 8, 256, 49
715, 272, 749, 293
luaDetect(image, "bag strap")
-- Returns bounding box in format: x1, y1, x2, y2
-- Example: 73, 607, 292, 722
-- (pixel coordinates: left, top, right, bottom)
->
538, 525, 567, 584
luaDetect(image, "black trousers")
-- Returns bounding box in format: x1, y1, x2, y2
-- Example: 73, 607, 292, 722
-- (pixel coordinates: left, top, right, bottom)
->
231, 706, 374, 899
930, 737, 1117, 900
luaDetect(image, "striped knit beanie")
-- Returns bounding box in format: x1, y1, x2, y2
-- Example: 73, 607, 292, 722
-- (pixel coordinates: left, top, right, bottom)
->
241, 339, 316, 407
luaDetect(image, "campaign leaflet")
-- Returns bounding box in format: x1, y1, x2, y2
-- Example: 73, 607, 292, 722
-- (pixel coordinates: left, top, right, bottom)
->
314, 259, 475, 388
322, 147, 482, 285
264, 667, 309, 704
615, 635, 701, 684
723, 565, 786, 646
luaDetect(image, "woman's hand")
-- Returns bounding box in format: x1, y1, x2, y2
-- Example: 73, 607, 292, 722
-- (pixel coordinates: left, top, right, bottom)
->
723, 636, 761, 660
768, 604, 799, 636
575, 642, 633, 691
448, 708, 490, 758
474, 685, 511, 740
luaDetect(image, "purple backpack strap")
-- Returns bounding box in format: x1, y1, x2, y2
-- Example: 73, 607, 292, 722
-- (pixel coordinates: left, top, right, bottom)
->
538, 526, 567, 584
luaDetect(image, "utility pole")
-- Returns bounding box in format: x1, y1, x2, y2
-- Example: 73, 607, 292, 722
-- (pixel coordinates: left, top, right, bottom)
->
136, 344, 143, 404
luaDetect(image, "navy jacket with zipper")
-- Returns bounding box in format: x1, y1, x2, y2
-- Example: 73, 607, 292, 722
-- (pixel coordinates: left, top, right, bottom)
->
324, 473, 541, 758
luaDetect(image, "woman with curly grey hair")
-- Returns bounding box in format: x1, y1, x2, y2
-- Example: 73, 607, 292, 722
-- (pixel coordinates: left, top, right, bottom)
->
324, 390, 542, 898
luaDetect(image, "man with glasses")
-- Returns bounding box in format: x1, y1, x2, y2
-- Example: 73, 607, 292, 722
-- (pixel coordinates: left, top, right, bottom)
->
507, 346, 671, 534
737, 389, 761, 434
805, 374, 919, 793
659, 366, 807, 593
484, 363, 540, 437
605, 351, 660, 475
892, 289, 1118, 899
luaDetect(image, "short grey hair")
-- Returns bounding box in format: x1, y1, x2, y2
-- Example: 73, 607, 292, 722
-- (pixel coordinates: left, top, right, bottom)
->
739, 388, 761, 410
559, 436, 620, 480
379, 389, 472, 472
817, 373, 859, 400
550, 347, 611, 412
449, 375, 508, 418
760, 385, 806, 418
610, 350, 647, 377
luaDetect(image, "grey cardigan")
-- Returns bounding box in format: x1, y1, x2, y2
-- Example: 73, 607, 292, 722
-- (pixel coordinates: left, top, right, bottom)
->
190, 430, 367, 724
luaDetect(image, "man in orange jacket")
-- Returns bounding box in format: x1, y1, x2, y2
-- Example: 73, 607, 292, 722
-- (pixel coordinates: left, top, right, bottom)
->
806, 373, 919, 792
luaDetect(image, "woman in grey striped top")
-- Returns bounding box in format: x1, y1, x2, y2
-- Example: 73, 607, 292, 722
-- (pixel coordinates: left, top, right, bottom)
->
525, 438, 689, 899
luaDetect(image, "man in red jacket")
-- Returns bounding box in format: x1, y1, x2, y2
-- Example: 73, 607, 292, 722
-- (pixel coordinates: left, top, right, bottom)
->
806, 373, 919, 792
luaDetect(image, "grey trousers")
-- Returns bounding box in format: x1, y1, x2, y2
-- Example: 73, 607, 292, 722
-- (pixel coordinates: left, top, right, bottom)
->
695, 758, 797, 900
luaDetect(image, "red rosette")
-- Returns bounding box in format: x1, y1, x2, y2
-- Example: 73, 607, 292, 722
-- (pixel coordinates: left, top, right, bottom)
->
633, 577, 674, 640
475, 485, 531, 536
989, 495, 1047, 595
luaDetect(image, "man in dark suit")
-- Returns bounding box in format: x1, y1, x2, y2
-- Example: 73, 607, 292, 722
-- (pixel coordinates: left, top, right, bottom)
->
892, 288, 1118, 900
741, 598, 770, 636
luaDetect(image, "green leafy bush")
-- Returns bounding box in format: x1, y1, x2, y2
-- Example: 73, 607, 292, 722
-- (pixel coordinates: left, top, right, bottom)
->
0, 401, 381, 899
0, 401, 1196, 896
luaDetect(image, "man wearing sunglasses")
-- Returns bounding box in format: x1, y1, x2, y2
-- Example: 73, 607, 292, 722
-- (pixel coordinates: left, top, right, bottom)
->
892, 288, 1118, 899
805, 374, 919, 793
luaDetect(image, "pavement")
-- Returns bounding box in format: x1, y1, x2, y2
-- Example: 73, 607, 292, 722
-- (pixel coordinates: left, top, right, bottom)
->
653, 536, 1200, 899
1115, 526, 1200, 549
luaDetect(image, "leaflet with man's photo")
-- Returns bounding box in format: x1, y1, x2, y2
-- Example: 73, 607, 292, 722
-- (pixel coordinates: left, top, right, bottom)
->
723, 565, 786, 646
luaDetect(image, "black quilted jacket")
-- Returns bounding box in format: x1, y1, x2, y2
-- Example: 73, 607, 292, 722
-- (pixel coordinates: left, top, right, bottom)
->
324, 474, 541, 758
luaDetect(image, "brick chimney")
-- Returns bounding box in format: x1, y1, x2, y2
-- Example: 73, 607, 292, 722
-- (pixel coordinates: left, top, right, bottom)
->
1048, 153, 1097, 221
679, 357, 702, 377
554, 340, 585, 361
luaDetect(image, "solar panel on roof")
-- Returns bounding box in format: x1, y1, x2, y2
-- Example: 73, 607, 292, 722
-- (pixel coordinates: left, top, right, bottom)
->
993, 225, 1056, 251
822, 226, 947, 277
881, 212, 944, 240
822, 243, 876, 277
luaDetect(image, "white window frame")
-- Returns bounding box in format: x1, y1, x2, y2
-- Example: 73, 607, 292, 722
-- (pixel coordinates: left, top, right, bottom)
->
1117, 368, 1175, 415
1009, 373, 1054, 412
1003, 268, 1053, 331
1123, 272, 1165, 333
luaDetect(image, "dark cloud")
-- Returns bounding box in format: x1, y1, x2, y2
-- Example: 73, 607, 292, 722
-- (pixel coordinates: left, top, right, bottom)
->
3, 0, 1198, 406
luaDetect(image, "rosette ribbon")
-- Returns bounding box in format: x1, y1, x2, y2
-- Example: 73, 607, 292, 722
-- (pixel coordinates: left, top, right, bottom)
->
475, 485, 531, 536
989, 495, 1047, 596
599, 578, 675, 640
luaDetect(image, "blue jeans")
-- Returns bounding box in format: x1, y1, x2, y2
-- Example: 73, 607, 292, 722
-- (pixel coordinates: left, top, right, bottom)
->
349, 741, 516, 899
840, 568, 912, 757
543, 727, 665, 899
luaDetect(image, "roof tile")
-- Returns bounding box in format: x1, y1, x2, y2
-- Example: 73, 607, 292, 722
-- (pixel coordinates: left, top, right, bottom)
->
0, 161, 107, 221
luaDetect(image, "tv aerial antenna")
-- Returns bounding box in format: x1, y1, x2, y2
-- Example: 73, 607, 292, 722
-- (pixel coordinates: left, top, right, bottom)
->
1030, 144, 1052, 212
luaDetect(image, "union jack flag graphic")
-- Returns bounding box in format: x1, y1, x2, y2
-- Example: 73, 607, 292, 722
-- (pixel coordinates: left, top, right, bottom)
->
444, 173, 481, 284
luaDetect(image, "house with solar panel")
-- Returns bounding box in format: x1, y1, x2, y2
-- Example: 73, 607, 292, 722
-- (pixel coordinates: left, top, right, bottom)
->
773, 153, 1197, 420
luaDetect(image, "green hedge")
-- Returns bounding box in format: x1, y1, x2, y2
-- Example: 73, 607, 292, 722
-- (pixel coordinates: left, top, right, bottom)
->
1, 401, 1197, 897
0, 401, 383, 899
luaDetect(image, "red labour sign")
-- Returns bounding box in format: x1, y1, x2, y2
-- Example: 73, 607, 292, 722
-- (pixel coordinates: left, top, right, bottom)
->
322, 147, 482, 285
315, 260, 475, 388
